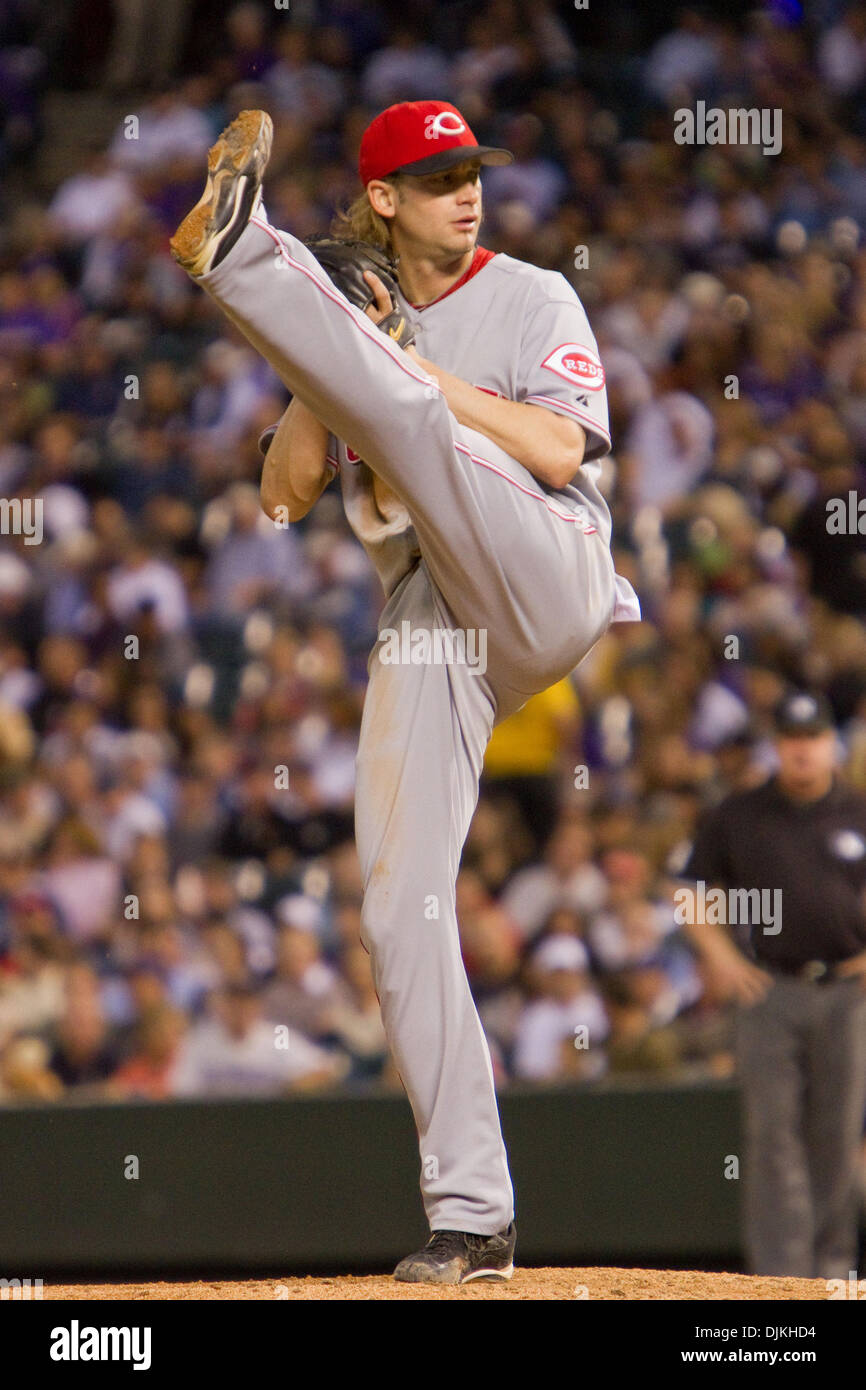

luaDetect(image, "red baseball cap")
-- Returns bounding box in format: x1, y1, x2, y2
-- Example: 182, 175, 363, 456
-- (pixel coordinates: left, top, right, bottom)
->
359, 100, 513, 186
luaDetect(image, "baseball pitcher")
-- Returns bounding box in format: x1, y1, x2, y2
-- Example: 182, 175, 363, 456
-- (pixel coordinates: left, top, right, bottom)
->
170, 101, 641, 1284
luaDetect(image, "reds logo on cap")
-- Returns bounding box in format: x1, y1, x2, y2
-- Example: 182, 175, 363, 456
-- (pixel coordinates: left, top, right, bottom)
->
424, 111, 467, 141
541, 344, 606, 391
359, 101, 512, 186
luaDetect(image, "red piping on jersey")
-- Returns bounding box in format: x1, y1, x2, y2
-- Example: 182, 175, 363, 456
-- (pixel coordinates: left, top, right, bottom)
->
524, 393, 612, 450
409, 246, 496, 310
453, 441, 597, 534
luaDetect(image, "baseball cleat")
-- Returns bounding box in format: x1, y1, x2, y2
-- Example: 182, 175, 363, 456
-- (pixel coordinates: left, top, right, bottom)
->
392, 1222, 516, 1284
169, 109, 273, 276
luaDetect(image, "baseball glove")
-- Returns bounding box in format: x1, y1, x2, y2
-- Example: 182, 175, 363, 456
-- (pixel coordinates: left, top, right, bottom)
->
302, 234, 417, 349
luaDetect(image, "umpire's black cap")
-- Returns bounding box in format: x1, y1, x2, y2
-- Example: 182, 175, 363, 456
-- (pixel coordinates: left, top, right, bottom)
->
773, 691, 835, 737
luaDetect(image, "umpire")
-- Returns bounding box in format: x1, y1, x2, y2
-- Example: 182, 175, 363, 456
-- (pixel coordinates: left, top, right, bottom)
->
681, 691, 866, 1279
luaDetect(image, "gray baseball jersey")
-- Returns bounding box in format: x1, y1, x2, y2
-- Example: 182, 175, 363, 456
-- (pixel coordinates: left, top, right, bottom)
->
325, 248, 640, 620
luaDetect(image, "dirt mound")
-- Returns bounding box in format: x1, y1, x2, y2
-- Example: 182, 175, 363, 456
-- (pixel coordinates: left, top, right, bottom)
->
43, 1267, 828, 1300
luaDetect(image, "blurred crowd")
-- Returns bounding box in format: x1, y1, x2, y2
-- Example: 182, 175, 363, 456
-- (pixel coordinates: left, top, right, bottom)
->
1, 0, 866, 1103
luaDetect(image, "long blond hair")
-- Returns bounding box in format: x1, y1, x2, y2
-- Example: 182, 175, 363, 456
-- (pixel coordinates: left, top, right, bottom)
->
330, 176, 403, 251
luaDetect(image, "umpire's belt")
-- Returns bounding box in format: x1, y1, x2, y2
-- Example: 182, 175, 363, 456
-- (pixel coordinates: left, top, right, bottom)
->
765, 959, 851, 984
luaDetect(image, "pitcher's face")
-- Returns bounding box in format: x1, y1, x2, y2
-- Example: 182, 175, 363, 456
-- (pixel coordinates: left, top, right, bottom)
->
382, 160, 483, 262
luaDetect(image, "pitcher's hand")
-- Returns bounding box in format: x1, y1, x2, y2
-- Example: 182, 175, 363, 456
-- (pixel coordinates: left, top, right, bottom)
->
363, 270, 393, 325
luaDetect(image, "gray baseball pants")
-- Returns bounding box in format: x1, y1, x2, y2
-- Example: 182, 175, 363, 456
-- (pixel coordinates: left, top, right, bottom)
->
197, 215, 618, 1233
735, 976, 866, 1278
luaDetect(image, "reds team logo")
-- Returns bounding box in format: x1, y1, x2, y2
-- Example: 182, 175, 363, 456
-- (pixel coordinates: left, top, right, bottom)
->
541, 344, 606, 391
424, 111, 467, 141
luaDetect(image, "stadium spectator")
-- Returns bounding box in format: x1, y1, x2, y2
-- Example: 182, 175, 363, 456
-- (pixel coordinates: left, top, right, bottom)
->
501, 816, 607, 940
482, 676, 581, 856
317, 941, 388, 1082
48, 151, 138, 245
360, 25, 452, 108
263, 908, 351, 1038
46, 962, 120, 1091
512, 934, 609, 1081
167, 979, 344, 1096
1, 0, 865, 1118
107, 1002, 187, 1100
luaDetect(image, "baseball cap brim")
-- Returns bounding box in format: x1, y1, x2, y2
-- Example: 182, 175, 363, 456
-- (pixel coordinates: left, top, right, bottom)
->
774, 716, 833, 737
391, 145, 513, 177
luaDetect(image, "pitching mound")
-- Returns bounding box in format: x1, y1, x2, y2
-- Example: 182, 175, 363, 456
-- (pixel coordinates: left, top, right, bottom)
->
43, 1267, 829, 1300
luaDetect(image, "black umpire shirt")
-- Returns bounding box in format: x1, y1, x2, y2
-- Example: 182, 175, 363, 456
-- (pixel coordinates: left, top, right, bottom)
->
682, 776, 866, 970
